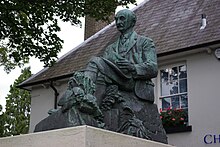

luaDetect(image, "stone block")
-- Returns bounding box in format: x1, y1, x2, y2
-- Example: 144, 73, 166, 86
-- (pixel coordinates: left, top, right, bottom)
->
0, 125, 173, 147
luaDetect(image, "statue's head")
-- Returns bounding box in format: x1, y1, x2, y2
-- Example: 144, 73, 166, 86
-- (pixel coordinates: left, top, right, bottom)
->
115, 9, 136, 34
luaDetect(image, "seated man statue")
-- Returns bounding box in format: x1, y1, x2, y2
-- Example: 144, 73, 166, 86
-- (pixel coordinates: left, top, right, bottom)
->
84, 9, 157, 104
34, 9, 167, 144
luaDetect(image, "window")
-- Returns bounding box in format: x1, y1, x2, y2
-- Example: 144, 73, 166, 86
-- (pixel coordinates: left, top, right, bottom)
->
159, 64, 188, 111
159, 64, 190, 132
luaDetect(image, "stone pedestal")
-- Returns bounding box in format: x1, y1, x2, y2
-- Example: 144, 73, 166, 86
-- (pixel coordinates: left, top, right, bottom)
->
0, 125, 173, 147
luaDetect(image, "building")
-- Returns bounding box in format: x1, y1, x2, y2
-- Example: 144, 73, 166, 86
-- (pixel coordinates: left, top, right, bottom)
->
19, 0, 220, 146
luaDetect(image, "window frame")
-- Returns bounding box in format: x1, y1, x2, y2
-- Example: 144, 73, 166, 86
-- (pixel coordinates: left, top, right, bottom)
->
158, 63, 188, 111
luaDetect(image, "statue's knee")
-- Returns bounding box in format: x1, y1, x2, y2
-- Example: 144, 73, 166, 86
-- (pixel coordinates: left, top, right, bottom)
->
89, 56, 101, 63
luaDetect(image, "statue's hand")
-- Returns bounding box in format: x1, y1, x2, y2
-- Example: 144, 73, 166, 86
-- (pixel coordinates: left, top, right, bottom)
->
116, 60, 135, 72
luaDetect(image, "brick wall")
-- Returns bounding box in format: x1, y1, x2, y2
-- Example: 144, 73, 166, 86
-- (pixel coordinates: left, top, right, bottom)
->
84, 15, 114, 40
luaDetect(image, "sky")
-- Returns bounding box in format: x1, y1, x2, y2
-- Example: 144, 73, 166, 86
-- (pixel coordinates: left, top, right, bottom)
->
0, 0, 145, 111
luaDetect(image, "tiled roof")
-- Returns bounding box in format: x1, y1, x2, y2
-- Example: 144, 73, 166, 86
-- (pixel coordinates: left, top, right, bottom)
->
20, 0, 220, 87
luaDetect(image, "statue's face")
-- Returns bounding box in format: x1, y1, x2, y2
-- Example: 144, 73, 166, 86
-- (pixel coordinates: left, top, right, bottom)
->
115, 10, 135, 33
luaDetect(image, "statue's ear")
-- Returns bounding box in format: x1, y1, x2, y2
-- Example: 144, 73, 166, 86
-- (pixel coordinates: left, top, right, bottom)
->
131, 20, 136, 28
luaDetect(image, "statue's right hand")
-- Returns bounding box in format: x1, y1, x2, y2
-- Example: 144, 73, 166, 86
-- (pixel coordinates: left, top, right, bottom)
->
116, 60, 135, 72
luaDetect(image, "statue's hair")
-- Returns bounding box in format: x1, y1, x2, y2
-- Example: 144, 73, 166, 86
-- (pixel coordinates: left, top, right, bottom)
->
116, 9, 136, 26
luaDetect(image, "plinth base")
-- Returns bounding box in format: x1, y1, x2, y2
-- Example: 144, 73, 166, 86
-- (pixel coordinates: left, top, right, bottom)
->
0, 125, 173, 147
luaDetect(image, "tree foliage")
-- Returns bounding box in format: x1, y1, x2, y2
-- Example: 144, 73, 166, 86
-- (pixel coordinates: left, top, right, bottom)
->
0, 104, 5, 137
0, 0, 137, 72
0, 67, 31, 137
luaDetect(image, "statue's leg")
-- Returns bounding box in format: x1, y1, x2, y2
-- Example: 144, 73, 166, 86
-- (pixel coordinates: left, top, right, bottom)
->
94, 73, 107, 106
84, 57, 100, 82
84, 57, 109, 105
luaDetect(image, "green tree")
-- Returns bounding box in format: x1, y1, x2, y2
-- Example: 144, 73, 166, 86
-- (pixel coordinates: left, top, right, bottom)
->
0, 104, 6, 137
0, 0, 137, 72
3, 67, 31, 136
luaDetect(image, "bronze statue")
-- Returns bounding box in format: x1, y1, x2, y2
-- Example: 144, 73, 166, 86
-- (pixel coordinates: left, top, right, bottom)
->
84, 9, 157, 102
34, 9, 167, 144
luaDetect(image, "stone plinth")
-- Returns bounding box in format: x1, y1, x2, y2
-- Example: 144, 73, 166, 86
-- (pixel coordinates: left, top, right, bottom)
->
0, 125, 173, 147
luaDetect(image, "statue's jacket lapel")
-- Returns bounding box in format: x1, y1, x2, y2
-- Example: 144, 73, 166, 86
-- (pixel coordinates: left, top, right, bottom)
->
115, 31, 138, 58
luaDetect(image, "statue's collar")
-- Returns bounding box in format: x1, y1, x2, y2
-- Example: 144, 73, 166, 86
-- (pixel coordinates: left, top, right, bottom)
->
115, 31, 137, 55
120, 31, 134, 40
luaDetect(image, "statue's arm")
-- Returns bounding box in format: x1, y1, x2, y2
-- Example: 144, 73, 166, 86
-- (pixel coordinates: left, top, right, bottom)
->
103, 46, 112, 59
103, 44, 122, 63
133, 38, 158, 80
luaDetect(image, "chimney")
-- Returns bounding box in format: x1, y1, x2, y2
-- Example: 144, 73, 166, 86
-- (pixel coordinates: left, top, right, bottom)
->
84, 15, 114, 40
